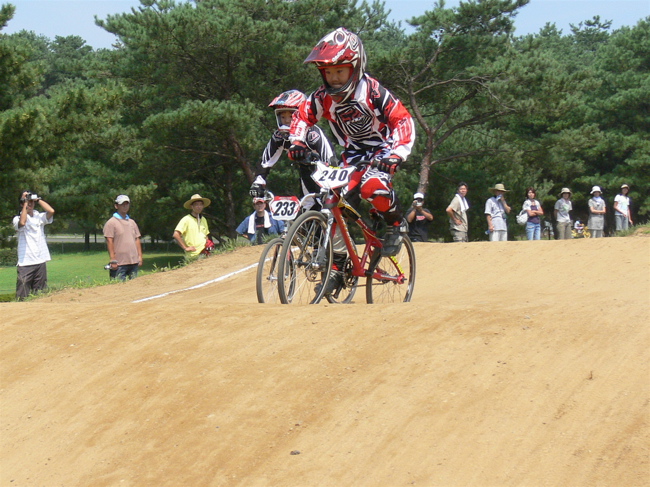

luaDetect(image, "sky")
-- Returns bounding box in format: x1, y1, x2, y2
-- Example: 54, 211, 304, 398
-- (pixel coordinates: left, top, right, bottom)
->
2, 0, 649, 49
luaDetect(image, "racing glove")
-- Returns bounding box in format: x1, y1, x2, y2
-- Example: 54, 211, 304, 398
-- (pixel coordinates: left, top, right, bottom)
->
288, 141, 307, 162
375, 155, 402, 175
249, 183, 265, 198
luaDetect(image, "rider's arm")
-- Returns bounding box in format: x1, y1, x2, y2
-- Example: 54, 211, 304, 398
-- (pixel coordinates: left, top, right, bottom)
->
289, 92, 321, 144
306, 126, 335, 164
373, 79, 415, 161
254, 133, 286, 185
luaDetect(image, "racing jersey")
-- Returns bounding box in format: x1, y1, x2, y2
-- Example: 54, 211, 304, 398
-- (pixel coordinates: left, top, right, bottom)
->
290, 74, 415, 163
253, 125, 334, 185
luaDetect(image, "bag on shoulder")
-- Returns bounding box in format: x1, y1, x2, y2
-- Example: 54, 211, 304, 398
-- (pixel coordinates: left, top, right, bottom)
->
516, 209, 528, 225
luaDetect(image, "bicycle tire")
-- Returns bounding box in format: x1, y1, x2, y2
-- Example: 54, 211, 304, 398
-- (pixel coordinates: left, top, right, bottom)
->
277, 211, 332, 304
366, 234, 416, 303
256, 237, 284, 303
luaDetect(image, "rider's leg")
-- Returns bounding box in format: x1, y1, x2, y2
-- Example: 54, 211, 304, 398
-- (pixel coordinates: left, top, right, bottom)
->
300, 165, 321, 211
359, 169, 407, 256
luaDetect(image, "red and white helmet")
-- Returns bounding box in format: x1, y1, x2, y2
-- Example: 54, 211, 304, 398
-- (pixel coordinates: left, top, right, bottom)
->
304, 27, 366, 101
268, 90, 306, 131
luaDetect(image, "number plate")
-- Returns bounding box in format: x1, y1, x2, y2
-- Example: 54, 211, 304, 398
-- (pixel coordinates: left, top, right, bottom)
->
269, 196, 301, 221
311, 162, 355, 189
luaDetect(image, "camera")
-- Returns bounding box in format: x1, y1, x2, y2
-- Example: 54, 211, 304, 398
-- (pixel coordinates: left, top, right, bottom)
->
20, 192, 40, 203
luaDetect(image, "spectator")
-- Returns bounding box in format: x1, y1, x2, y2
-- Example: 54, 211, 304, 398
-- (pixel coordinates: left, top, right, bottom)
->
445, 182, 470, 242
614, 184, 633, 232
522, 187, 544, 240
102, 195, 143, 281
554, 188, 573, 240
588, 186, 606, 238
173, 194, 213, 260
236, 197, 285, 245
13, 191, 55, 300
485, 183, 511, 241
406, 192, 433, 242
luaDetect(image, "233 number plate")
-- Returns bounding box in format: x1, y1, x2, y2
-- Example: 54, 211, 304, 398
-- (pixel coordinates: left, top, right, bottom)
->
269, 196, 301, 221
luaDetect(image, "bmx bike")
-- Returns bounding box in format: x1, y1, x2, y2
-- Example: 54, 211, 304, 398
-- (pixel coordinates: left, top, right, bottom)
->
255, 193, 305, 304
276, 161, 416, 305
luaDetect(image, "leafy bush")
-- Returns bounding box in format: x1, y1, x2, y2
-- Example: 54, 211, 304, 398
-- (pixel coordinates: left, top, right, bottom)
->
0, 248, 17, 266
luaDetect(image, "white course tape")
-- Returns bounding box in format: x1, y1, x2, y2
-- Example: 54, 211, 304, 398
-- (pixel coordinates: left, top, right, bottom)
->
132, 262, 258, 303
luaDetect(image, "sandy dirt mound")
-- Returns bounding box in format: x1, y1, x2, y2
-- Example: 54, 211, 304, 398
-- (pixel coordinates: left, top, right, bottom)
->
1, 237, 648, 486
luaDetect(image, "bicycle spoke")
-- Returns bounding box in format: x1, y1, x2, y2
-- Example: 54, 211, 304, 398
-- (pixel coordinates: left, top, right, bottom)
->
278, 211, 332, 304
366, 236, 416, 303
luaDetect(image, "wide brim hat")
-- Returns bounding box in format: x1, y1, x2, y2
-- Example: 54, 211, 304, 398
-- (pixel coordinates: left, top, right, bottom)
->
559, 187, 572, 196
590, 185, 602, 194
489, 183, 509, 194
183, 194, 211, 209
621, 184, 629, 189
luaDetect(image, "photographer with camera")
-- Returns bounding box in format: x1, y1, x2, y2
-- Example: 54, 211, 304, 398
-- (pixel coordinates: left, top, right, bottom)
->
405, 192, 433, 242
12, 191, 55, 300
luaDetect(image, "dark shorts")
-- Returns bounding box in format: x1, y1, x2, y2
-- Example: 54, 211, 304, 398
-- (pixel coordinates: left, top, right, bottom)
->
110, 264, 139, 281
16, 263, 48, 300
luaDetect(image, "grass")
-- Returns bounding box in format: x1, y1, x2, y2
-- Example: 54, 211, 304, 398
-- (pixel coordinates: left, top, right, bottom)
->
0, 236, 253, 302
0, 250, 186, 302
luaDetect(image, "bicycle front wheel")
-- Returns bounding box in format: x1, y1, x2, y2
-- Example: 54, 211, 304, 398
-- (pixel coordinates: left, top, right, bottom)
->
278, 211, 332, 304
366, 235, 416, 303
256, 237, 284, 303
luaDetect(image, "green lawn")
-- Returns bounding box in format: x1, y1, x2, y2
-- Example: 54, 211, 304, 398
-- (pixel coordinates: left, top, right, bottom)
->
0, 251, 186, 301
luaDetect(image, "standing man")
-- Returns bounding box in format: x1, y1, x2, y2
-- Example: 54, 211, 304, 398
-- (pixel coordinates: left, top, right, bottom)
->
446, 182, 470, 242
406, 192, 433, 242
173, 194, 213, 260
13, 191, 55, 300
485, 183, 511, 241
103, 194, 143, 281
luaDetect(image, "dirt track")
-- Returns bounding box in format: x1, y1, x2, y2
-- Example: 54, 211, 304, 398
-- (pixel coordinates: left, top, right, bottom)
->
2, 236, 649, 486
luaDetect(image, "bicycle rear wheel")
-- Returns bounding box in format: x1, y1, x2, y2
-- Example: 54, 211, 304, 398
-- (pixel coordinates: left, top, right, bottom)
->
278, 211, 332, 304
366, 235, 416, 303
256, 237, 284, 303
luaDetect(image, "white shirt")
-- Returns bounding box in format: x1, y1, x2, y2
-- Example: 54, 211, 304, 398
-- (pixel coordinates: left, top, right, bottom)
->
554, 198, 572, 223
614, 194, 629, 214
13, 210, 53, 266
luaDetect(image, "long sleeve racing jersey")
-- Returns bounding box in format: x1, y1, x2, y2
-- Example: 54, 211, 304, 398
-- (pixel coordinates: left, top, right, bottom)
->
290, 74, 415, 163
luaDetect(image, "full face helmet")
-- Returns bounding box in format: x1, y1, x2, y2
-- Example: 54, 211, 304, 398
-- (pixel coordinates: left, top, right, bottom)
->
268, 90, 306, 132
304, 27, 366, 101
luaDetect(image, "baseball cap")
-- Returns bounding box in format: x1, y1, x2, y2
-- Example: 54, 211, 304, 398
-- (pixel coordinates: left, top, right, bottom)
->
115, 195, 130, 204
253, 197, 265, 204
413, 192, 424, 200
